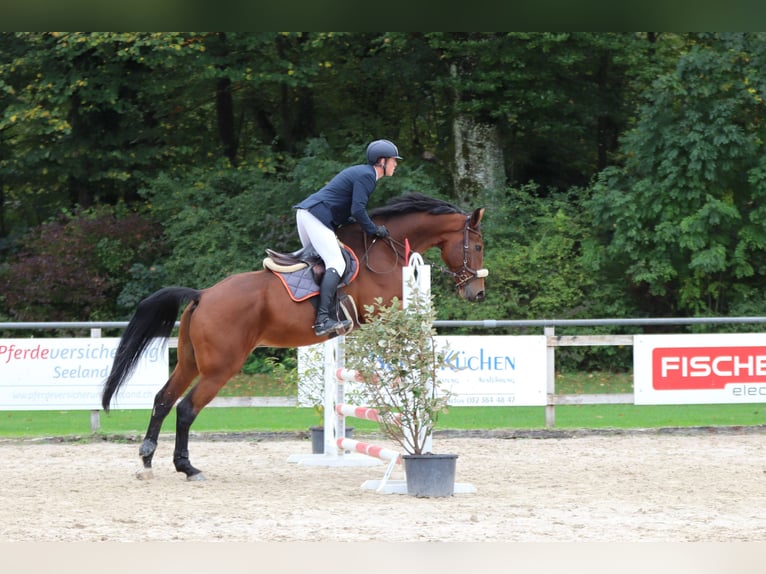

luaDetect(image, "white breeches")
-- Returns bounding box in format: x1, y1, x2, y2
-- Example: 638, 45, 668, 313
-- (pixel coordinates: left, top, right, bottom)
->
295, 209, 347, 276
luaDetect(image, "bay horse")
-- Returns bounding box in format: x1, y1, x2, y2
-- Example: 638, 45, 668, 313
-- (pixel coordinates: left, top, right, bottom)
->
101, 193, 487, 480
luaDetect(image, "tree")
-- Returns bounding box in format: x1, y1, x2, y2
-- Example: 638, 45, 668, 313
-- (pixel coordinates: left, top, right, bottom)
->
0, 32, 724, 330
0, 33, 209, 224
424, 32, 665, 207
587, 33, 766, 316
0, 205, 165, 321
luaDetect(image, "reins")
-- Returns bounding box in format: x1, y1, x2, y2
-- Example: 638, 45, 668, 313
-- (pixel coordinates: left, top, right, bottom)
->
360, 215, 487, 290
361, 234, 407, 274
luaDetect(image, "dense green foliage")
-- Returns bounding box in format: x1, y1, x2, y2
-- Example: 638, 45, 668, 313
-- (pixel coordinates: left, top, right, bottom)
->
588, 33, 766, 319
2, 32, 766, 372
0, 205, 165, 321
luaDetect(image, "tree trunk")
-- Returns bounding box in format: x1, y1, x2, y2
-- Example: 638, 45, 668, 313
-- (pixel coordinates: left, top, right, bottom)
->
216, 76, 238, 166
0, 180, 5, 237
452, 114, 505, 208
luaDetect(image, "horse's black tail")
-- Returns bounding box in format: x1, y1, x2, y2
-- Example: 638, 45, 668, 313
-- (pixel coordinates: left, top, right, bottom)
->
101, 286, 200, 412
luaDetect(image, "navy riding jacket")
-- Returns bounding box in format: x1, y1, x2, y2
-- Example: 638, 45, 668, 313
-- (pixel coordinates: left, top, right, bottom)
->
294, 164, 379, 236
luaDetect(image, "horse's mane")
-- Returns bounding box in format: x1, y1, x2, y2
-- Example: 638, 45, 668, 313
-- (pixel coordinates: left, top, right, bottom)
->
369, 193, 466, 218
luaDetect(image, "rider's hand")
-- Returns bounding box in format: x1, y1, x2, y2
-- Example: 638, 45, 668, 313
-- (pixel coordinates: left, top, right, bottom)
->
374, 225, 390, 238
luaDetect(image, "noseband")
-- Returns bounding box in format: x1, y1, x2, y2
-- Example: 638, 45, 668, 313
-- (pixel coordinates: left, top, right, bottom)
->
441, 215, 489, 289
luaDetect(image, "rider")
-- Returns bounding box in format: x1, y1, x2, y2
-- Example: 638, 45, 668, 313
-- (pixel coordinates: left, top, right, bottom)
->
294, 138, 402, 337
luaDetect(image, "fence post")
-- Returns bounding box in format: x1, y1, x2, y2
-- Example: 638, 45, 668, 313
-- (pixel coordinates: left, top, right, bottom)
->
545, 326, 556, 428
334, 336, 346, 454
323, 338, 339, 457
90, 328, 102, 432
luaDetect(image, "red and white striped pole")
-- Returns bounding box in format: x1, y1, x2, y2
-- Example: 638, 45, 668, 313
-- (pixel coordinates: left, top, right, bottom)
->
336, 437, 401, 463
335, 403, 402, 425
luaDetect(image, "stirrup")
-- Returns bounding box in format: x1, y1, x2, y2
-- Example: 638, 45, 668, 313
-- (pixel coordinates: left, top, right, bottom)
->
314, 318, 352, 337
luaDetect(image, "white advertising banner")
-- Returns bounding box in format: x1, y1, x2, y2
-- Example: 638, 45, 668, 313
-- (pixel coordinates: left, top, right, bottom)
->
634, 333, 766, 405
436, 335, 547, 406
0, 338, 168, 410
298, 335, 548, 408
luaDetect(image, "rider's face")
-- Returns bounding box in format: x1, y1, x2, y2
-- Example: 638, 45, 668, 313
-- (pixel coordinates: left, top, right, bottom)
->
385, 157, 398, 177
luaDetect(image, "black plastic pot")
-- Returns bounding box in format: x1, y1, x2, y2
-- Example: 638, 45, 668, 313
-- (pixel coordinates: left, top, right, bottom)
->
402, 453, 458, 497
309, 426, 354, 454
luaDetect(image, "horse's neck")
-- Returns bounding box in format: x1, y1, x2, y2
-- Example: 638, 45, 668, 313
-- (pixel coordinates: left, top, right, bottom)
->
392, 213, 453, 255
340, 212, 456, 261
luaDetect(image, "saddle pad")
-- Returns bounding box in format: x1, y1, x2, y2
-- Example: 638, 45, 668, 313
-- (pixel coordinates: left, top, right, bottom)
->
272, 246, 359, 302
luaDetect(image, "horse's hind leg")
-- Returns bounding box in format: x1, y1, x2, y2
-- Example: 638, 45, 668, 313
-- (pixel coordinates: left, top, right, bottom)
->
172, 370, 241, 481
136, 382, 176, 479
172, 392, 203, 480
137, 361, 199, 479
136, 303, 200, 479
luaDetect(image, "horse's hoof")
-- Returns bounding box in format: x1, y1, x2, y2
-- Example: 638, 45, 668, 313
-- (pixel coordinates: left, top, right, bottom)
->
136, 468, 154, 480
187, 472, 206, 482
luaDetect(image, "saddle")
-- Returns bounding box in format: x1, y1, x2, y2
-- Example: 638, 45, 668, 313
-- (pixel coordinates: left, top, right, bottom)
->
263, 243, 360, 335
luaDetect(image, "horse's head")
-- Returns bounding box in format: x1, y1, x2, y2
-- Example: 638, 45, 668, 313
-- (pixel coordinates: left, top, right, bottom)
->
363, 193, 488, 303
441, 207, 488, 302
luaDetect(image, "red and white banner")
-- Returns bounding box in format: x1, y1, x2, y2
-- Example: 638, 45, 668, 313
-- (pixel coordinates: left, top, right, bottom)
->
634, 333, 766, 404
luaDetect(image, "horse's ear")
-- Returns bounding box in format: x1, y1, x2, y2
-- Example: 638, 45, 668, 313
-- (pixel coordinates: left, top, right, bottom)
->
471, 207, 485, 227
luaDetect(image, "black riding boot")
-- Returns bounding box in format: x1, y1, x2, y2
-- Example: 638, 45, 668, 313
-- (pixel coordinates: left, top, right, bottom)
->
314, 268, 352, 337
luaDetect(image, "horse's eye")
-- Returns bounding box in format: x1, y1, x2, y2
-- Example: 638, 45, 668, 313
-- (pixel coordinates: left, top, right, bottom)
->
475, 245, 482, 252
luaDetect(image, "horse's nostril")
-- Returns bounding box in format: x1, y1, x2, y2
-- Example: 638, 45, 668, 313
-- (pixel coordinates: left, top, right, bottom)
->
474, 291, 485, 302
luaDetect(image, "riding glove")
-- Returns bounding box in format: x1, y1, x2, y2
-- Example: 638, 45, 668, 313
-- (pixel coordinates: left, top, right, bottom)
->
374, 225, 390, 238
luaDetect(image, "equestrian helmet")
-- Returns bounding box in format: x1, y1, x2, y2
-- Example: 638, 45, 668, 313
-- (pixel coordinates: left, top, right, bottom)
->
366, 139, 403, 164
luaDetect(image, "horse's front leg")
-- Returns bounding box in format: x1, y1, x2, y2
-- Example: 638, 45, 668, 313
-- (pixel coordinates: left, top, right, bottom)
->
173, 393, 204, 481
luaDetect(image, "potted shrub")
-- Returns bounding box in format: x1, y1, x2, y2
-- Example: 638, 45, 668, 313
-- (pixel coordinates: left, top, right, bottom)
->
344, 283, 457, 497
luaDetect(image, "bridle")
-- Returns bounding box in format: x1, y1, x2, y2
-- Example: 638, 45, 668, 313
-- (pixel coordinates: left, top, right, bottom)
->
363, 214, 489, 290
439, 215, 489, 289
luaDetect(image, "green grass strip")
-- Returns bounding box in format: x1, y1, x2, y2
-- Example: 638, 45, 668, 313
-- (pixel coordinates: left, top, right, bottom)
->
1, 403, 764, 438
